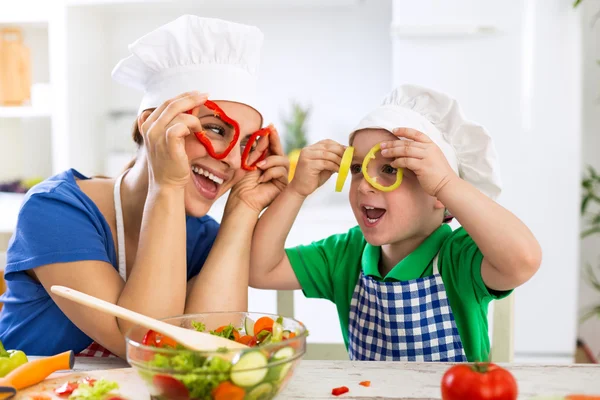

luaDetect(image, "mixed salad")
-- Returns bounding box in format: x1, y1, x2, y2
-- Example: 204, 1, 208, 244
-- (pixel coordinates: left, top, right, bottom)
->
53, 377, 124, 400
137, 316, 302, 400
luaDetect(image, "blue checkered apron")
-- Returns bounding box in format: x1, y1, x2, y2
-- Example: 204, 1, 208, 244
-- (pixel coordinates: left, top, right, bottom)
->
348, 255, 467, 361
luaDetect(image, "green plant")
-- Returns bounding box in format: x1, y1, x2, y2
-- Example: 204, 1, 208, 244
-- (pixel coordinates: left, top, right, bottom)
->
281, 101, 310, 155
580, 166, 600, 322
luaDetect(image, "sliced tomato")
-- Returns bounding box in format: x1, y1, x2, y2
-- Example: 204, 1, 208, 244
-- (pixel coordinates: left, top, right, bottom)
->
142, 330, 159, 347
142, 329, 179, 348
152, 375, 190, 400
54, 382, 79, 396
82, 376, 96, 386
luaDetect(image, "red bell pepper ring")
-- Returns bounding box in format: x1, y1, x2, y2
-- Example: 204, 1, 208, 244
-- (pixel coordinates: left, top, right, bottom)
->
332, 386, 349, 396
242, 125, 273, 171
187, 100, 240, 160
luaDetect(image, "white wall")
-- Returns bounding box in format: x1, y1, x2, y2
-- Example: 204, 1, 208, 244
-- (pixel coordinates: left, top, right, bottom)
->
391, 0, 582, 361
579, 0, 600, 360
64, 0, 393, 177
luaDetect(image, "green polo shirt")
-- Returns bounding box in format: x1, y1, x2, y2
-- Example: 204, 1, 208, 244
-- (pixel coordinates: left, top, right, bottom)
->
285, 224, 510, 362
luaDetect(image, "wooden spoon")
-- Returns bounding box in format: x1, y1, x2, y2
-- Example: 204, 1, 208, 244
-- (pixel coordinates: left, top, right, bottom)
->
50, 286, 248, 352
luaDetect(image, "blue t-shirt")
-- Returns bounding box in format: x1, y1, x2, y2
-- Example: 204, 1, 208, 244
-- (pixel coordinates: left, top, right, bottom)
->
0, 169, 220, 356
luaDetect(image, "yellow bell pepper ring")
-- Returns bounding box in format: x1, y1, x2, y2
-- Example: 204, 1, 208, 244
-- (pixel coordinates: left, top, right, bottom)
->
361, 143, 403, 192
335, 146, 355, 192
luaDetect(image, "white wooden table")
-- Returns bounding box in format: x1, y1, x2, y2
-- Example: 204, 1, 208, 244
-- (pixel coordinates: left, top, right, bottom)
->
60, 358, 600, 399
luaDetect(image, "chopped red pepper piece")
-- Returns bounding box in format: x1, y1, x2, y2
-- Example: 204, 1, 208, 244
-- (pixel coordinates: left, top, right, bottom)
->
359, 380, 371, 387
332, 386, 349, 396
54, 381, 79, 396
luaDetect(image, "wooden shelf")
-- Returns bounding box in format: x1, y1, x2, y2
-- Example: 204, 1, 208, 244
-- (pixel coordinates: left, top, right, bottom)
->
391, 24, 499, 38
0, 106, 51, 118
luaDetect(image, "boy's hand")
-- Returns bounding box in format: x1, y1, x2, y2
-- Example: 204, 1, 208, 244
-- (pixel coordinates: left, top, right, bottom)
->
380, 128, 458, 197
289, 140, 345, 197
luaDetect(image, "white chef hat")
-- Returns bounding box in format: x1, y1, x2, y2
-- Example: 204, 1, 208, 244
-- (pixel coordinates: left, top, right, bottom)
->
111, 15, 264, 117
351, 84, 502, 200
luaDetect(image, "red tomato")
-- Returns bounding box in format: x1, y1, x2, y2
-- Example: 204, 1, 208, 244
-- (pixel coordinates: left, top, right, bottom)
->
441, 363, 518, 400
152, 375, 190, 400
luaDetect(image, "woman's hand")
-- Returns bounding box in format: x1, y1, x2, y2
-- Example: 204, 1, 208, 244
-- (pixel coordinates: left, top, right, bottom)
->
139, 91, 208, 191
226, 126, 289, 215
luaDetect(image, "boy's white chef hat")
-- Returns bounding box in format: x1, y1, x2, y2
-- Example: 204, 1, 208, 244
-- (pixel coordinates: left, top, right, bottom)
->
351, 84, 502, 200
111, 15, 264, 117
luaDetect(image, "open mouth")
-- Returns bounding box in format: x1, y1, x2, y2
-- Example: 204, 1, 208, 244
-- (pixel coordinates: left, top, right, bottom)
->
361, 205, 386, 227
191, 165, 225, 200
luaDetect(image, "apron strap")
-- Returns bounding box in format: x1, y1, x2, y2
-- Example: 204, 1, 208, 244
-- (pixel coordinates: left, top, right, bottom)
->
113, 171, 128, 282
432, 254, 440, 275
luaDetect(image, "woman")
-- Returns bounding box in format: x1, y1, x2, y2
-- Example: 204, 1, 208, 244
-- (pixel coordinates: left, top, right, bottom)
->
0, 15, 288, 358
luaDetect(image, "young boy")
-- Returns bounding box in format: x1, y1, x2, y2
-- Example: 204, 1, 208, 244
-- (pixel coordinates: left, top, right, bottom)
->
250, 84, 541, 362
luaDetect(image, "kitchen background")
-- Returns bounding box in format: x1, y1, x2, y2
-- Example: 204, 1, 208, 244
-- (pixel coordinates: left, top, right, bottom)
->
0, 0, 598, 364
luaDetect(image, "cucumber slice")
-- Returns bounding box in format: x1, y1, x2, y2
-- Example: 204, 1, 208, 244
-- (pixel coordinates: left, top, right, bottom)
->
272, 346, 295, 361
266, 361, 293, 384
282, 330, 291, 340
244, 317, 255, 336
230, 351, 268, 388
266, 347, 295, 384
246, 382, 273, 400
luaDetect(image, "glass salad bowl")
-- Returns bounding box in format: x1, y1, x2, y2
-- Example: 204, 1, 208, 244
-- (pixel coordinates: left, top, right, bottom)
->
126, 312, 308, 400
